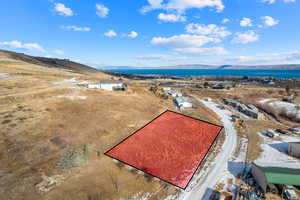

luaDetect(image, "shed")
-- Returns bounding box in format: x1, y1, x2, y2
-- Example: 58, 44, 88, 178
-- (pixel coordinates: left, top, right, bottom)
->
99, 80, 126, 91
288, 142, 300, 159
251, 162, 300, 193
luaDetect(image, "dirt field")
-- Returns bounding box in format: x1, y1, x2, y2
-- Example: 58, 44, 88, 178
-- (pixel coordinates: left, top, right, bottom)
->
0, 52, 221, 200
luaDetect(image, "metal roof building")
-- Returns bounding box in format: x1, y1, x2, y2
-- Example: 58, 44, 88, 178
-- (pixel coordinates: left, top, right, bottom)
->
288, 142, 300, 159
251, 162, 300, 192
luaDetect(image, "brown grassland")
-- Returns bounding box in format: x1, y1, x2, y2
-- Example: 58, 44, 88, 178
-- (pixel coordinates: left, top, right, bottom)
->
0, 51, 222, 200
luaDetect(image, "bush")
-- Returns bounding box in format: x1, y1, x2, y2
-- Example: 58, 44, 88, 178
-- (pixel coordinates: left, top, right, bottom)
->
58, 145, 88, 170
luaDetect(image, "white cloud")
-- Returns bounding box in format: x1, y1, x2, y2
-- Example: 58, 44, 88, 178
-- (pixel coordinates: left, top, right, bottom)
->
151, 34, 218, 48
104, 30, 117, 37
173, 46, 228, 56
136, 54, 187, 61
158, 13, 186, 22
222, 18, 230, 24
261, 16, 279, 27
261, 0, 295, 4
240, 17, 252, 27
231, 30, 259, 44
141, 0, 224, 13
96, 4, 109, 18
225, 51, 300, 64
166, 0, 225, 12
261, 0, 276, 3
185, 23, 231, 38
53, 49, 64, 55
151, 34, 227, 56
54, 3, 73, 16
128, 31, 138, 38
61, 25, 91, 32
0, 40, 46, 53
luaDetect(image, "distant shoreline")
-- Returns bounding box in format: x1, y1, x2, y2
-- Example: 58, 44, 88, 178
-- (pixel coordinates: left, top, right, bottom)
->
108, 69, 300, 79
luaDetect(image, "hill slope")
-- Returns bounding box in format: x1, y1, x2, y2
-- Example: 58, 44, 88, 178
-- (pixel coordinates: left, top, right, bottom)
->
0, 49, 102, 74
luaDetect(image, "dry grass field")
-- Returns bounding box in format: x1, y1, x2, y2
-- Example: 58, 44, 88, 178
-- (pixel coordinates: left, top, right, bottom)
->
0, 51, 222, 200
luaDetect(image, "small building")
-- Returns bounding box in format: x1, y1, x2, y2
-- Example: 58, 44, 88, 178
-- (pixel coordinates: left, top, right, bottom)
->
168, 90, 182, 97
288, 142, 300, 159
212, 83, 225, 90
100, 80, 126, 91
87, 84, 101, 89
163, 87, 182, 97
222, 98, 262, 119
174, 97, 193, 109
162, 87, 171, 93
251, 162, 300, 193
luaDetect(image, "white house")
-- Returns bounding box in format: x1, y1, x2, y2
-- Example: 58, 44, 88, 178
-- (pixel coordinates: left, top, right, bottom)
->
87, 84, 101, 89
100, 80, 126, 91
174, 97, 193, 109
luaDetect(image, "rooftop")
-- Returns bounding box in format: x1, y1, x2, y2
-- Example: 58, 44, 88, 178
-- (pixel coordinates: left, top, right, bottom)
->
253, 162, 300, 186
100, 79, 123, 84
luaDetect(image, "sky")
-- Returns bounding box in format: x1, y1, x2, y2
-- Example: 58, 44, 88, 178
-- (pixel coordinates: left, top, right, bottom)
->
0, 0, 300, 68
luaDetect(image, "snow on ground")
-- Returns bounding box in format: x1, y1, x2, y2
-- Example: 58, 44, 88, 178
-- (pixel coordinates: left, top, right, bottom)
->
57, 94, 87, 100
256, 132, 300, 163
53, 77, 90, 89
259, 99, 300, 121
165, 97, 241, 200
0, 73, 10, 80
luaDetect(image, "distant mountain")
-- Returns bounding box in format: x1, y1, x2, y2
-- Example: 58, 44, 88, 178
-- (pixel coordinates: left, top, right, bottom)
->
158, 64, 300, 70
158, 64, 219, 69
220, 64, 300, 70
97, 65, 136, 70
0, 49, 102, 74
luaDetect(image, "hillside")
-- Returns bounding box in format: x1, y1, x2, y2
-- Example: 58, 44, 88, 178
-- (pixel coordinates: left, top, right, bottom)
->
0, 50, 221, 200
0, 49, 102, 74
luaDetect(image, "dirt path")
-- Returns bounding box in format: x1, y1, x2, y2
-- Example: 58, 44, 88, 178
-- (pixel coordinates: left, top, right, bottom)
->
175, 97, 238, 200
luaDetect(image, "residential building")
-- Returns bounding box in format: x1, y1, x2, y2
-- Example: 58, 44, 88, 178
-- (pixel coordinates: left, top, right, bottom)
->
100, 80, 126, 91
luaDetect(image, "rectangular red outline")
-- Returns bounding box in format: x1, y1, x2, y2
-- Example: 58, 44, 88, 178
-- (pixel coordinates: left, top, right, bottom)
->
104, 110, 223, 189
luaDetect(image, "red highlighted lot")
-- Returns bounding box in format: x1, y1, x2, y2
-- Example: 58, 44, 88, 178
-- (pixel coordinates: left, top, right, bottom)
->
105, 110, 223, 189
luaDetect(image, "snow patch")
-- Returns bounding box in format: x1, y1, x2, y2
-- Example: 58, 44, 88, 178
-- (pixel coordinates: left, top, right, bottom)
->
258, 98, 300, 121
57, 95, 87, 100
256, 132, 300, 163
0, 73, 10, 80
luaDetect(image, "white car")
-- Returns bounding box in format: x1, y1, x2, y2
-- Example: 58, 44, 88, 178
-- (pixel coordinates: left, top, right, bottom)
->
283, 185, 299, 200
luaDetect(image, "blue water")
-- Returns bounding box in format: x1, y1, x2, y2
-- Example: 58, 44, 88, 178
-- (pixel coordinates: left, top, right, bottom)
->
110, 69, 300, 79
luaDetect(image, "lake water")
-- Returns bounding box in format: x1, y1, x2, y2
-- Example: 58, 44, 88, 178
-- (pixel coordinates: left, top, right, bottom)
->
110, 69, 300, 79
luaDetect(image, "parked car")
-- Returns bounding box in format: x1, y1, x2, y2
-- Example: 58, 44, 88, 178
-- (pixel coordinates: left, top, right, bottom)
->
283, 185, 299, 200
217, 105, 225, 110
268, 129, 278, 136
263, 130, 274, 138
275, 129, 288, 134
287, 128, 300, 134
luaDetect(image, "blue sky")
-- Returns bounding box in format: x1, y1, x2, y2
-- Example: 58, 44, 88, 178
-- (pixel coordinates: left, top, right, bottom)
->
0, 0, 300, 67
